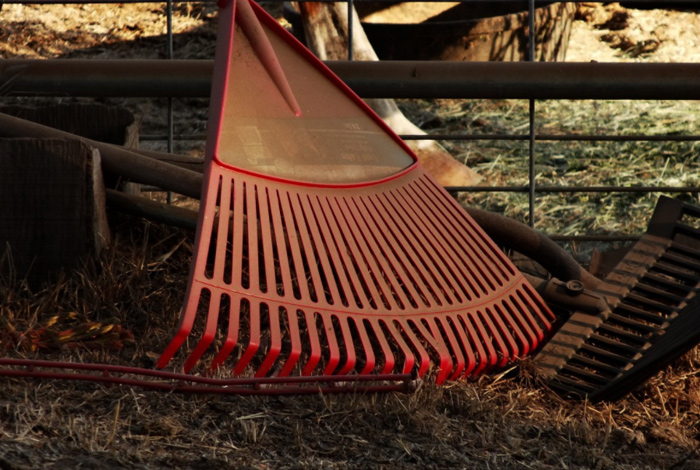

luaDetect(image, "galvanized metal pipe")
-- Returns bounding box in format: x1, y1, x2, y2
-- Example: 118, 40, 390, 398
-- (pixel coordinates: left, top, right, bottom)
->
3, 59, 700, 100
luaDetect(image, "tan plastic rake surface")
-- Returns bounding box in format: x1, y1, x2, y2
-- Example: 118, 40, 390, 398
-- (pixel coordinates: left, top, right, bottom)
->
157, 0, 556, 383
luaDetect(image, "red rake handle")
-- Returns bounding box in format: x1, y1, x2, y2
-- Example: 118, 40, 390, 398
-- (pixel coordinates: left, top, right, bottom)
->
235, 0, 302, 116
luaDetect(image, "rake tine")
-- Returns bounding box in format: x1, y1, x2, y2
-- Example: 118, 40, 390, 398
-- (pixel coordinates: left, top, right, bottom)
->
435, 316, 467, 381
208, 180, 244, 370
336, 316, 357, 375
269, 189, 294, 298
290, 195, 327, 300
278, 308, 303, 377
257, 187, 277, 295
213, 175, 233, 282
426, 178, 517, 275
322, 314, 342, 375
382, 319, 416, 374
301, 311, 322, 376
468, 312, 498, 375
480, 308, 514, 369
385, 195, 458, 307
485, 303, 521, 360
349, 197, 416, 309
231, 179, 246, 288
447, 314, 478, 378
255, 302, 283, 377
336, 197, 395, 310
520, 284, 555, 337
397, 186, 479, 303
158, 287, 206, 369
247, 184, 262, 293
357, 195, 431, 309
209, 293, 241, 370
397, 318, 432, 377
412, 194, 494, 298
157, 173, 223, 369
283, 194, 315, 301
233, 299, 262, 375
353, 318, 377, 375
417, 178, 515, 284
316, 196, 365, 308
413, 317, 453, 384
301, 195, 344, 305
499, 301, 534, 357
369, 318, 396, 374
322, 205, 361, 308
506, 295, 541, 353
184, 290, 224, 372
341, 207, 390, 311
380, 190, 458, 306
183, 177, 235, 371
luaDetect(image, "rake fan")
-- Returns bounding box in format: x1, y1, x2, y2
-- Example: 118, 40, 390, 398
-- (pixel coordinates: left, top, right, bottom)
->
157, 0, 556, 383
535, 196, 700, 401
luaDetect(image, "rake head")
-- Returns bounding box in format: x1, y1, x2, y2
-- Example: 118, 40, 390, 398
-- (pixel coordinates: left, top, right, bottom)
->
535, 196, 700, 401
157, 0, 556, 383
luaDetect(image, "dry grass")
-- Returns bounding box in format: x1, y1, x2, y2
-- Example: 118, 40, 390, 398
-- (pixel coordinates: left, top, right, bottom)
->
2, 2, 700, 469
0, 219, 191, 356
421, 97, 700, 233
2, 241, 700, 469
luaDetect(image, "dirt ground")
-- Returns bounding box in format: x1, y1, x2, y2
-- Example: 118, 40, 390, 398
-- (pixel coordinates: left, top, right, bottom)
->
2, 2, 700, 469
568, 2, 700, 62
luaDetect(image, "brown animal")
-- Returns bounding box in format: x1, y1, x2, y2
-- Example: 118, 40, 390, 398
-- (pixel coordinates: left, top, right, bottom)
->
297, 2, 482, 187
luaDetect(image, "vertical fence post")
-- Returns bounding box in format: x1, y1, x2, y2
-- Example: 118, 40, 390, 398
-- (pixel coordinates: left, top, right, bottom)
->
347, 0, 354, 61
527, 0, 537, 227
166, 0, 175, 204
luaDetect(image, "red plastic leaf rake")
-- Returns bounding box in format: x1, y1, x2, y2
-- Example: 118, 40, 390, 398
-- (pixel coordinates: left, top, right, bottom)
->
157, 0, 556, 383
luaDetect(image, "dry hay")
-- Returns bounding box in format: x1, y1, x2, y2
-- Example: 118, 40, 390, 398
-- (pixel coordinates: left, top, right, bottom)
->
2, 2, 700, 469
2, 218, 700, 469
404, 3, 700, 261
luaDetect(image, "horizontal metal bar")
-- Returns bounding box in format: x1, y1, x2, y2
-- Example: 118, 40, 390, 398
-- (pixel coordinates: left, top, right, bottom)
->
403, 133, 700, 142
141, 133, 207, 141
547, 235, 640, 242
330, 61, 700, 100
3, 59, 700, 100
0, 60, 213, 98
447, 186, 700, 193
534, 134, 700, 143
142, 132, 700, 143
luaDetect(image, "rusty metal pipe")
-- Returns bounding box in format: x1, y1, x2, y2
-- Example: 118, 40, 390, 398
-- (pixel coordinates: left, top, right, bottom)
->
465, 206, 601, 290
3, 59, 700, 100
0, 59, 213, 98
0, 112, 203, 199
322, 61, 700, 100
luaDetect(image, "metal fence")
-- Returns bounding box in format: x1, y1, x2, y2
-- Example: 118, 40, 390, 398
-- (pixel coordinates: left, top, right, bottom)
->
2, 0, 699, 247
